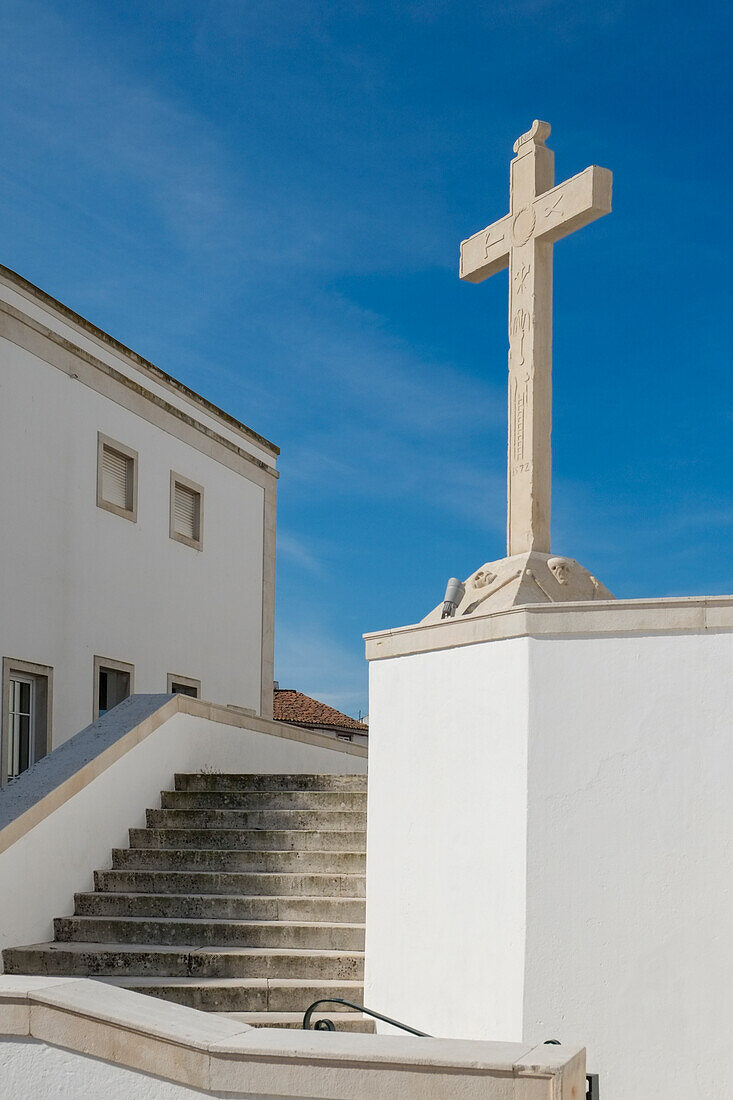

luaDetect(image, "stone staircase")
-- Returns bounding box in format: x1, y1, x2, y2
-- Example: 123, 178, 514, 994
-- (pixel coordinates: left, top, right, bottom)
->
3, 773, 371, 1031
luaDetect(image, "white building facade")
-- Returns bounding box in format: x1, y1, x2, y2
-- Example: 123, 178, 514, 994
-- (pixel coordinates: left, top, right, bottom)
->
0, 264, 277, 784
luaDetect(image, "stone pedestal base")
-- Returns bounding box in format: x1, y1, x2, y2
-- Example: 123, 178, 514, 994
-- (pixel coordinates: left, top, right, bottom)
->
364, 596, 733, 1100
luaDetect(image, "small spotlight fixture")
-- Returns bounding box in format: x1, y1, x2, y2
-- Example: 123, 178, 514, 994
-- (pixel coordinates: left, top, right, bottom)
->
441, 577, 465, 619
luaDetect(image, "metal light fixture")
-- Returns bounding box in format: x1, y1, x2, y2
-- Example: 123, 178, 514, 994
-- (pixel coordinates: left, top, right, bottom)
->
441, 577, 465, 619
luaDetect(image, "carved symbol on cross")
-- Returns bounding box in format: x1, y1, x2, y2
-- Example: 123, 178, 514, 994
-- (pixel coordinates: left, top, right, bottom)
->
545, 193, 564, 218
512, 376, 527, 463
485, 230, 504, 258
514, 264, 531, 294
511, 309, 531, 366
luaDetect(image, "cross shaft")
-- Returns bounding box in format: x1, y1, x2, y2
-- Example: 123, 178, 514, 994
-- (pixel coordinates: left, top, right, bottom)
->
460, 121, 612, 555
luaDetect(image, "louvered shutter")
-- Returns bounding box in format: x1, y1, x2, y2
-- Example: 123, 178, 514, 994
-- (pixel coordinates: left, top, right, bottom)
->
102, 446, 131, 509
174, 482, 199, 539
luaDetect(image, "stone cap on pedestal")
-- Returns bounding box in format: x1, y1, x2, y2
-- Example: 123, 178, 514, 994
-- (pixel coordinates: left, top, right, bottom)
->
421, 552, 613, 624
365, 594, 733, 661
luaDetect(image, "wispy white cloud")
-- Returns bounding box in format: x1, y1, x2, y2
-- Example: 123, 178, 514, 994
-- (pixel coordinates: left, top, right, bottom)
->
277, 532, 326, 576
264, 292, 504, 434
0, 2, 453, 296
250, 286, 508, 532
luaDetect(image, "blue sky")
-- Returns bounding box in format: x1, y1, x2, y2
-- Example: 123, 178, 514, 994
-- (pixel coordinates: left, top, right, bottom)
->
1, 1, 731, 716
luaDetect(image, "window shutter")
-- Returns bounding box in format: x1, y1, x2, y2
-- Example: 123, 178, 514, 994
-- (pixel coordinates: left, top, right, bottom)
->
174, 483, 199, 539
102, 447, 131, 509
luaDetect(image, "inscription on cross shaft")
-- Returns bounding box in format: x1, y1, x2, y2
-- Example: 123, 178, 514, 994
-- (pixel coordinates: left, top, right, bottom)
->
460, 120, 612, 556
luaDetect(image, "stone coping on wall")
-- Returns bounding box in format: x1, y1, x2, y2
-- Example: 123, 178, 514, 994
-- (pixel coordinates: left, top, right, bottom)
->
0, 694, 366, 856
364, 594, 733, 661
0, 976, 585, 1098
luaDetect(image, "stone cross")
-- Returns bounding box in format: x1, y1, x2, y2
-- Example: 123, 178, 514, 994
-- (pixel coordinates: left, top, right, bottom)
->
460, 121, 612, 556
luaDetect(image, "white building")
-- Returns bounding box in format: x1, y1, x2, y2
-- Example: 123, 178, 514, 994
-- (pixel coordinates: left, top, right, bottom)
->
0, 263, 277, 785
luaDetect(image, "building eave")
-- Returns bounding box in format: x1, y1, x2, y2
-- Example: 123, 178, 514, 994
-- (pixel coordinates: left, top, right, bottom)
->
0, 263, 279, 458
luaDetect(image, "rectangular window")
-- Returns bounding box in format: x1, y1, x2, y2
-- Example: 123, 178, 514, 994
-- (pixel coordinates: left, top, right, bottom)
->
167, 674, 201, 698
8, 675, 33, 777
93, 656, 134, 719
97, 434, 138, 522
170, 472, 204, 550
1, 659, 53, 786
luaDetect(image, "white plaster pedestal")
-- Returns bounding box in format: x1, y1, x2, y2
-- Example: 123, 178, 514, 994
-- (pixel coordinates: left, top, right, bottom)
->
363, 596, 733, 1100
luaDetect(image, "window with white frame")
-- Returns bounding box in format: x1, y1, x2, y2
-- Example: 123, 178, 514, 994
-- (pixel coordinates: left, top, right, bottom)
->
97, 434, 138, 521
1, 659, 53, 786
170, 472, 204, 549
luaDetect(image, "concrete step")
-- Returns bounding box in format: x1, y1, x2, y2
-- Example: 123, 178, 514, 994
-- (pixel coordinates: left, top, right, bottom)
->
161, 790, 367, 812
3, 774, 372, 1032
94, 869, 365, 898
3, 943, 364, 980
75, 892, 365, 923
220, 1011, 375, 1033
54, 916, 366, 951
129, 829, 366, 853
111, 848, 366, 874
146, 808, 367, 831
175, 774, 367, 793
102, 976, 365, 1013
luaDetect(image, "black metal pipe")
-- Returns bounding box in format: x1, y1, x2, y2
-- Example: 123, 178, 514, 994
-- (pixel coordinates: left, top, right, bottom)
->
302, 998, 430, 1037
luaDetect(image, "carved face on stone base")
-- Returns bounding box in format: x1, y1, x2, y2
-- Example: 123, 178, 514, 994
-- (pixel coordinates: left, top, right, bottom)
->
547, 556, 572, 585
472, 568, 497, 590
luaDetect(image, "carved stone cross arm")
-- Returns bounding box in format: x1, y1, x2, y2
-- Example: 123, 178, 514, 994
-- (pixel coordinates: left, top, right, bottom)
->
459, 164, 612, 284
460, 211, 512, 283
536, 166, 612, 245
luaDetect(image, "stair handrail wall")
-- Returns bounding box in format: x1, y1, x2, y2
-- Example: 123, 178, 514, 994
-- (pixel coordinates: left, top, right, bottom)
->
0, 976, 589, 1098
303, 1001, 599, 1096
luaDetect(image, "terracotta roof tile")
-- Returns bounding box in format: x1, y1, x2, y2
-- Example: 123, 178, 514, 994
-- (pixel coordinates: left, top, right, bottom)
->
273, 689, 368, 733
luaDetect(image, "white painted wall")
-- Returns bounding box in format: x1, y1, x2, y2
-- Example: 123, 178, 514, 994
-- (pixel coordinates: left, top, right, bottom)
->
0, 312, 270, 749
0, 1039, 220, 1100
0, 709, 366, 964
365, 638, 529, 1041
523, 632, 733, 1100
365, 624, 733, 1100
